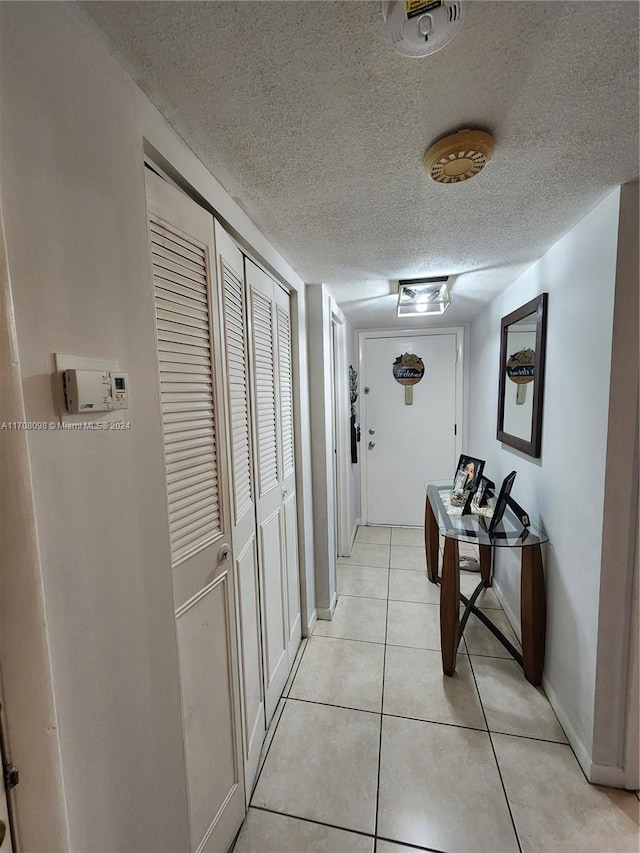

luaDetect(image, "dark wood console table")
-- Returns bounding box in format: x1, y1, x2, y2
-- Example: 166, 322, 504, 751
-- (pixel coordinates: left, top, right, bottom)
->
424, 482, 548, 686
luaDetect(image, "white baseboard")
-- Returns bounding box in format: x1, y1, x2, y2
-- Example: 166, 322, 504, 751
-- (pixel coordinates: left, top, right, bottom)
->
316, 591, 338, 621
351, 518, 360, 549
588, 761, 626, 788
543, 676, 626, 788
305, 609, 317, 637
541, 676, 593, 779
491, 580, 627, 788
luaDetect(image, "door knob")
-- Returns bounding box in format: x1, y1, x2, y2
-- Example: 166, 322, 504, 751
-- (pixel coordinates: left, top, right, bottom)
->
218, 544, 231, 562
368, 428, 375, 435
368, 441, 376, 450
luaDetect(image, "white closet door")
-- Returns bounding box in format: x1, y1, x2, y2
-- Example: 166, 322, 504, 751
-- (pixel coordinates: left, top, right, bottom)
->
214, 221, 265, 801
246, 260, 300, 722
145, 169, 244, 853
274, 285, 302, 663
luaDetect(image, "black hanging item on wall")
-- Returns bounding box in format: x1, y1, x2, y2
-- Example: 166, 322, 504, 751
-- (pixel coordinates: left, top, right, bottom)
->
350, 412, 358, 464
349, 365, 359, 463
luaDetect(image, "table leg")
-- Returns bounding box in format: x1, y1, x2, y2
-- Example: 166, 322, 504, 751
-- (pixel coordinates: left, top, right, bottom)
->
479, 544, 492, 587
425, 496, 439, 583
440, 537, 460, 676
521, 544, 546, 685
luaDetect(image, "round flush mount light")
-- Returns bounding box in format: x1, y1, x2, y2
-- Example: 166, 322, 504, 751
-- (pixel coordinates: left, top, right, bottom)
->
424, 128, 494, 184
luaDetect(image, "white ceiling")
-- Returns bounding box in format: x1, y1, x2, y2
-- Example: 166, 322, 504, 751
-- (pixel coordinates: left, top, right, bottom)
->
80, 0, 639, 329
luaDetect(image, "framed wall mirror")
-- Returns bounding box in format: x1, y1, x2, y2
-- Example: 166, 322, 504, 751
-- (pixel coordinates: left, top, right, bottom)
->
497, 293, 548, 458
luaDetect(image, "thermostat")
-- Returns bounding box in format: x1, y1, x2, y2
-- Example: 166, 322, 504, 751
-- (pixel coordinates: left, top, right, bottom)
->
62, 369, 129, 414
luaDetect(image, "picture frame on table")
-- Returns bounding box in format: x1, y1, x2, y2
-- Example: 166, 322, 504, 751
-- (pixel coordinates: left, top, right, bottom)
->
472, 475, 495, 510
488, 470, 517, 533
452, 454, 485, 494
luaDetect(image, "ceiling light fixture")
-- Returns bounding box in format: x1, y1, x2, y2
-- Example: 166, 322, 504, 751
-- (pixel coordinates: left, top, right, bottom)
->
424, 128, 494, 184
397, 277, 451, 317
382, 1, 463, 58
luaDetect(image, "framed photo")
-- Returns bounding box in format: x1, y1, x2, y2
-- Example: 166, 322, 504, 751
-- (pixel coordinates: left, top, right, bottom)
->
453, 454, 485, 494
488, 470, 517, 533
472, 475, 494, 509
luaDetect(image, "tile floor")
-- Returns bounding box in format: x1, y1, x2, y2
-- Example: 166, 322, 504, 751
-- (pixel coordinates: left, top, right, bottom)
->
233, 525, 640, 853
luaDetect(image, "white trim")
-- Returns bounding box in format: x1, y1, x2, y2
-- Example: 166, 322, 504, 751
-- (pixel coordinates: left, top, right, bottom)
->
542, 676, 595, 781
331, 308, 351, 557
316, 591, 339, 621
305, 609, 318, 638
588, 762, 626, 788
358, 326, 465, 525
351, 518, 360, 550
497, 578, 628, 788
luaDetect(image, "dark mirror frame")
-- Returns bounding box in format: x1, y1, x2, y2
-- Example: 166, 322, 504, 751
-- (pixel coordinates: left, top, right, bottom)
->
497, 293, 548, 458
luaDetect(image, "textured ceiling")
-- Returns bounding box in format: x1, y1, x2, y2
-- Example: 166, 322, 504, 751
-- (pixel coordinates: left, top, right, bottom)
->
80, 0, 639, 329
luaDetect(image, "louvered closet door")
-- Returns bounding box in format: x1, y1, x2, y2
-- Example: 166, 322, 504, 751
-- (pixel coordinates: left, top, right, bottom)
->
274, 284, 302, 660
246, 260, 301, 723
214, 221, 265, 801
145, 169, 244, 853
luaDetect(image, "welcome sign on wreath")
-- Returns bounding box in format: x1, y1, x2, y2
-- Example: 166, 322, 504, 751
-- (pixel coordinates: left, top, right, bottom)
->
506, 347, 535, 405
392, 352, 425, 405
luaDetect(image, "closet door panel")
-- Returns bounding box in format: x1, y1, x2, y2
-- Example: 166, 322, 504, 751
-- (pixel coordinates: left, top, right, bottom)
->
145, 170, 244, 853
246, 260, 291, 722
215, 222, 265, 800
283, 490, 301, 649
274, 285, 302, 663
258, 508, 288, 695
233, 536, 263, 773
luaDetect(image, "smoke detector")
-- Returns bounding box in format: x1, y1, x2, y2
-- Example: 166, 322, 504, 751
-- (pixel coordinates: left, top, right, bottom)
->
424, 128, 494, 184
382, 1, 463, 58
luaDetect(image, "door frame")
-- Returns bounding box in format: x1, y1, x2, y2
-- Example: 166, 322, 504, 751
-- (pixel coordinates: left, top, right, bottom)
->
358, 327, 465, 526
331, 310, 351, 557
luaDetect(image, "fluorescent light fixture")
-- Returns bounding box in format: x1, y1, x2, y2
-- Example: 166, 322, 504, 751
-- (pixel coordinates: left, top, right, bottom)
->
397, 277, 451, 317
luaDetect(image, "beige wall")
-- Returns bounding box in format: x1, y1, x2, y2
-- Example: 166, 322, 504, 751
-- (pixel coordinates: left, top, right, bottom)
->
0, 196, 69, 852
0, 2, 314, 848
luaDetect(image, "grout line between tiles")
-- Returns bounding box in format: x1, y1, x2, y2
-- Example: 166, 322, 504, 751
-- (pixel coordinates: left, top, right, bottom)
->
381, 711, 487, 734
283, 636, 309, 697
376, 834, 444, 853
311, 632, 387, 645
308, 633, 387, 647
250, 636, 311, 801
467, 653, 523, 853
385, 641, 468, 655
334, 593, 389, 602
387, 597, 441, 606
286, 695, 381, 716
373, 541, 392, 852
250, 697, 287, 803
487, 728, 573, 747
249, 804, 376, 841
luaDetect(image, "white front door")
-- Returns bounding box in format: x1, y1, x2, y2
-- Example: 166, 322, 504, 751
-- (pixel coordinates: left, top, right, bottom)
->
145, 169, 245, 853
362, 332, 460, 526
246, 260, 301, 724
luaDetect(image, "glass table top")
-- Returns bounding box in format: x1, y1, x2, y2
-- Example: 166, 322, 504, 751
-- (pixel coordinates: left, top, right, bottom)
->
425, 482, 549, 548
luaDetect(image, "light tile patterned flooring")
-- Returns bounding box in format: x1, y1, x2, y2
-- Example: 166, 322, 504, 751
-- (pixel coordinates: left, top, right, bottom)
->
233, 526, 640, 853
